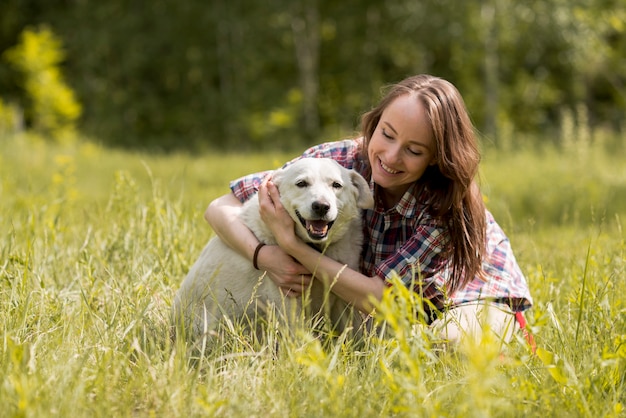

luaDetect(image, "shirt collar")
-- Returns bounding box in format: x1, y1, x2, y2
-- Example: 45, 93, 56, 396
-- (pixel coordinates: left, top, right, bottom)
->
373, 182, 427, 218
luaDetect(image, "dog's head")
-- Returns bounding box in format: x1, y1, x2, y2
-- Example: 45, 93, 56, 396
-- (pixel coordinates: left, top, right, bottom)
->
272, 158, 374, 244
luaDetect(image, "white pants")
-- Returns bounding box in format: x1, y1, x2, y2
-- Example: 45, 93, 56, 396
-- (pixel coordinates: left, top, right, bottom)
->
430, 302, 520, 346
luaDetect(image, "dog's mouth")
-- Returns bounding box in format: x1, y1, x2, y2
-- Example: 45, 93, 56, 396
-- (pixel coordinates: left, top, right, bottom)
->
295, 210, 335, 241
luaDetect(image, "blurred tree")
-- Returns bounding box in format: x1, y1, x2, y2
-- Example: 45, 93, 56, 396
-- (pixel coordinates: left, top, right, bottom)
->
0, 0, 623, 150
290, 0, 321, 141
4, 26, 82, 141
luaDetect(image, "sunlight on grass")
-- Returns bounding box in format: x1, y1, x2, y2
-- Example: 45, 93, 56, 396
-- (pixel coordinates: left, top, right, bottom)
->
1, 133, 625, 416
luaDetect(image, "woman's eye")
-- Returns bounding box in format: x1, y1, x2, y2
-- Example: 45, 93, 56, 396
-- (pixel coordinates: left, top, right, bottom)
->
382, 128, 393, 139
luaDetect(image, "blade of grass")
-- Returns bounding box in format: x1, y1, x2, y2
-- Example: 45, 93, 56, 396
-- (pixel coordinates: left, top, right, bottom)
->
575, 241, 592, 343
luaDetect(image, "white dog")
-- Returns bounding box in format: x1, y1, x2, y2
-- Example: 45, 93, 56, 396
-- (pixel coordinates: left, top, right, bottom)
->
173, 158, 374, 340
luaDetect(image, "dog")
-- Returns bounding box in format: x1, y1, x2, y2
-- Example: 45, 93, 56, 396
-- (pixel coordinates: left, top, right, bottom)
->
172, 158, 374, 341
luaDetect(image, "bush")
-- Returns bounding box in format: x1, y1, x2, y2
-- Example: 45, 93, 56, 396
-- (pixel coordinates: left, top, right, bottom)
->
0, 98, 22, 136
3, 26, 82, 142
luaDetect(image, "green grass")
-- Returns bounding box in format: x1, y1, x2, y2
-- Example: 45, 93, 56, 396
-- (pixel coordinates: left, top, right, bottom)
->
1, 133, 625, 417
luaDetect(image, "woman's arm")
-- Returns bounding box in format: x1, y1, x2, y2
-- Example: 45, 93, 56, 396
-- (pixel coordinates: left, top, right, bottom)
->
259, 180, 386, 314
277, 236, 386, 313
204, 193, 257, 263
204, 193, 313, 295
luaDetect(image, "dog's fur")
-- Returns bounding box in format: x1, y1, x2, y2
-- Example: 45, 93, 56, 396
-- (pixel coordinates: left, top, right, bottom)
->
172, 158, 374, 340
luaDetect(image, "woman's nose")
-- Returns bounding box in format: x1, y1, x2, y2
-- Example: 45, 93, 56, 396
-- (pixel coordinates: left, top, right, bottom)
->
384, 144, 401, 163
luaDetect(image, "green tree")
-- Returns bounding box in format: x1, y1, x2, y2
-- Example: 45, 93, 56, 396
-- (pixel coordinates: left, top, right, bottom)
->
4, 26, 82, 141
0, 0, 623, 150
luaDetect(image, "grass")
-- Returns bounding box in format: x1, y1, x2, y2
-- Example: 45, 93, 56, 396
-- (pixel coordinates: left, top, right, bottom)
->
1, 133, 625, 417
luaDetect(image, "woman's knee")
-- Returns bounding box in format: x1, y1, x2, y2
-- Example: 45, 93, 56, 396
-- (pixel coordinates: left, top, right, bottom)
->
430, 301, 519, 346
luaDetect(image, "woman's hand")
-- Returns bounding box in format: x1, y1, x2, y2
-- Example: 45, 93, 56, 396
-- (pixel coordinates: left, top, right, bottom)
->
258, 178, 299, 250
257, 178, 312, 297
254, 245, 312, 297
205, 191, 309, 298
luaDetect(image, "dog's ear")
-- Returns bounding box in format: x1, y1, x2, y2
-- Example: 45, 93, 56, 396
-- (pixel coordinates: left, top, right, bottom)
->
270, 167, 285, 188
350, 171, 374, 209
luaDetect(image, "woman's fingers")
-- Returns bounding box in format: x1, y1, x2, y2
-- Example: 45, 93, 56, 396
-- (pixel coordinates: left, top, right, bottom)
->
258, 179, 273, 208
266, 180, 281, 206
278, 274, 313, 298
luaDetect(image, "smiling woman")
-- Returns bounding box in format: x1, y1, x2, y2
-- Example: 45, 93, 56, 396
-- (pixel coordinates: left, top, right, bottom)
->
205, 74, 532, 348
366, 94, 437, 207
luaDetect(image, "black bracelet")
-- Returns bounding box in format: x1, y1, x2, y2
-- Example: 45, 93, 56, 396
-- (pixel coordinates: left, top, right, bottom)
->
252, 242, 266, 270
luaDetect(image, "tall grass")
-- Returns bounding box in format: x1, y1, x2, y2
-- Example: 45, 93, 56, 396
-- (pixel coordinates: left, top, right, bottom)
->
1, 133, 624, 417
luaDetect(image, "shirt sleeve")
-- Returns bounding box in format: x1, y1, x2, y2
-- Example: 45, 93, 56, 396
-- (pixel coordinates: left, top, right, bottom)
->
229, 139, 360, 202
229, 170, 274, 203
297, 139, 359, 169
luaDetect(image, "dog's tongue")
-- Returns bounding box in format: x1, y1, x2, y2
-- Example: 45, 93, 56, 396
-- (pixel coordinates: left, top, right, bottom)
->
306, 220, 329, 237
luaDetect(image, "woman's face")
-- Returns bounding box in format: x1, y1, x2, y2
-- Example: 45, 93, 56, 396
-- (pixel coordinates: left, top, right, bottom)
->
367, 94, 436, 205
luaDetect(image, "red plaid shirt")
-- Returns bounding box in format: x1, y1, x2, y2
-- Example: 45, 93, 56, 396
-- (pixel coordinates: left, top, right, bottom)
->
230, 139, 532, 312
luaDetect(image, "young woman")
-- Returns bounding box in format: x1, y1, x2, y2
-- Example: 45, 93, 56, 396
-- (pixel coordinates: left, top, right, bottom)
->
205, 74, 533, 346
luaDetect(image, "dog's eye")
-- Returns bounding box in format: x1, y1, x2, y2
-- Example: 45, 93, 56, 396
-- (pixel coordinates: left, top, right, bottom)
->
332, 182, 343, 189
296, 180, 308, 188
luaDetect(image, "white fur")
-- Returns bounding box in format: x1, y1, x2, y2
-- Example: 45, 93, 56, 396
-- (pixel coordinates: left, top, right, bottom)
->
173, 158, 374, 339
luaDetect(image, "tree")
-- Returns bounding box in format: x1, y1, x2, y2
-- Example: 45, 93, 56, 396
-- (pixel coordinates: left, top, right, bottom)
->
4, 26, 81, 141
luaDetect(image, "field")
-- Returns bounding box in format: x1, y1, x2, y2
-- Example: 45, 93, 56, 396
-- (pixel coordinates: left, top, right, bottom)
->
1, 134, 625, 417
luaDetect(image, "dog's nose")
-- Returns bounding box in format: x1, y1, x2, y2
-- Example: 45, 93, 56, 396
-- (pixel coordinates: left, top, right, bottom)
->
312, 201, 330, 216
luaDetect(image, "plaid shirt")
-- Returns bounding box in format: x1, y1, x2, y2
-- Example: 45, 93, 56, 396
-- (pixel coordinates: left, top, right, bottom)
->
230, 139, 533, 312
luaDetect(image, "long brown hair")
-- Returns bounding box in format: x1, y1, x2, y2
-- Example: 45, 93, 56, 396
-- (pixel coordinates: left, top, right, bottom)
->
361, 74, 486, 293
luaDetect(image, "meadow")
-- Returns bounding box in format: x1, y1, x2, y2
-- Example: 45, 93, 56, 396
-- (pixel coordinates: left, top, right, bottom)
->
0, 133, 624, 417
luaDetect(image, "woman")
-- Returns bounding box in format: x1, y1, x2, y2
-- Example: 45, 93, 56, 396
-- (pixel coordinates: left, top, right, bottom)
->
206, 74, 533, 346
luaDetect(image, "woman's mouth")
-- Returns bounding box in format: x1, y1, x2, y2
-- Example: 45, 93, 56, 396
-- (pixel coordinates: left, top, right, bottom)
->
379, 158, 400, 174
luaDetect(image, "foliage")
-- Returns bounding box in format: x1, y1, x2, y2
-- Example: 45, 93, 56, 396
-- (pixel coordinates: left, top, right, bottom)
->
480, 136, 626, 230
0, 0, 624, 150
0, 97, 21, 135
1, 133, 625, 416
3, 26, 81, 142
